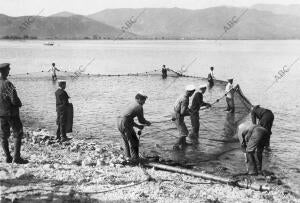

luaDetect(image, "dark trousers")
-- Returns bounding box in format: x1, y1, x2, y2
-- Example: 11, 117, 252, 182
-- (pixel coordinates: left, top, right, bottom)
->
52, 74, 57, 81
190, 113, 199, 137
0, 116, 24, 159
0, 116, 23, 139
56, 111, 67, 139
226, 97, 235, 112
208, 80, 214, 88
246, 127, 268, 173
259, 111, 274, 146
117, 118, 139, 159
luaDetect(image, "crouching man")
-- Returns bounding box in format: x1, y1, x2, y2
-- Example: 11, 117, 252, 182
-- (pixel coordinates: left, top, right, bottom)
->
117, 92, 151, 163
237, 123, 269, 175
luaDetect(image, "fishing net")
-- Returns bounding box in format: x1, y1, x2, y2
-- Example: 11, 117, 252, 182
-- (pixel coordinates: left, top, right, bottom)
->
140, 80, 254, 167
199, 84, 252, 141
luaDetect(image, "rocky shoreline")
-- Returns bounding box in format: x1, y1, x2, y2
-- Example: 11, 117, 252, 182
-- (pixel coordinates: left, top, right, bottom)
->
0, 127, 299, 202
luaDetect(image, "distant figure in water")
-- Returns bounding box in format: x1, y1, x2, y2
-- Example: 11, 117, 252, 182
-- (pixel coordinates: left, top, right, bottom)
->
172, 85, 195, 149
188, 84, 211, 143
55, 80, 71, 142
207, 66, 215, 88
225, 78, 235, 113
251, 105, 274, 148
117, 92, 151, 163
161, 65, 168, 79
238, 123, 269, 175
48, 62, 60, 81
0, 63, 28, 164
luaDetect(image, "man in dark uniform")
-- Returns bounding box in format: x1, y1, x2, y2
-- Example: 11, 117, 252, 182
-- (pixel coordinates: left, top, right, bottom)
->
55, 80, 71, 142
0, 63, 28, 164
189, 85, 211, 139
161, 65, 167, 79
238, 123, 269, 175
251, 105, 274, 147
117, 92, 151, 162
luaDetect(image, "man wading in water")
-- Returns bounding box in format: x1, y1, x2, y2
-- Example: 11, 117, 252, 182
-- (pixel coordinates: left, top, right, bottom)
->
55, 80, 71, 142
173, 85, 195, 149
188, 84, 211, 143
207, 66, 215, 88
225, 78, 235, 113
117, 92, 151, 164
48, 62, 60, 81
0, 63, 28, 164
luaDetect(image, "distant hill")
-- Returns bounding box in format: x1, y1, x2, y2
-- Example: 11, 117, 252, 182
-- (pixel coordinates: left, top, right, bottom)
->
252, 4, 300, 17
0, 14, 137, 39
88, 7, 300, 39
50, 11, 77, 17
3, 6, 300, 40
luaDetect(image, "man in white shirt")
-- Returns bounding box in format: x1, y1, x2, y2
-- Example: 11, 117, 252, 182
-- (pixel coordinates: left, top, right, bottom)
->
225, 78, 234, 113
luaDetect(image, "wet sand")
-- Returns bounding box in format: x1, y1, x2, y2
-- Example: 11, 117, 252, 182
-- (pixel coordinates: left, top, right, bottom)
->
0, 127, 299, 203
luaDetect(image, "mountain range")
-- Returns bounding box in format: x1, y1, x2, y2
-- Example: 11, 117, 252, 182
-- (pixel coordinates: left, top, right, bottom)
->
1, 5, 300, 40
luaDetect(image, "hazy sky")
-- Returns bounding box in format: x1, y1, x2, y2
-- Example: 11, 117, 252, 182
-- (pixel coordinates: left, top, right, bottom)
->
1, 0, 300, 16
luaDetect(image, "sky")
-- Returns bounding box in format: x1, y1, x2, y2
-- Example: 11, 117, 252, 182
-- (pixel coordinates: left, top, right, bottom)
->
1, 0, 300, 16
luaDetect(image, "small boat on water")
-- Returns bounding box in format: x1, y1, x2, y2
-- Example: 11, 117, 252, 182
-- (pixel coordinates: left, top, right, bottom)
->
44, 42, 54, 46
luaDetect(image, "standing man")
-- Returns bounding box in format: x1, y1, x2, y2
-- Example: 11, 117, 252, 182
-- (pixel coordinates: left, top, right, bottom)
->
225, 78, 235, 113
238, 123, 269, 175
189, 84, 211, 139
117, 92, 151, 162
48, 62, 60, 81
55, 80, 71, 142
0, 63, 28, 164
207, 67, 215, 88
251, 105, 274, 147
161, 65, 168, 79
173, 85, 195, 147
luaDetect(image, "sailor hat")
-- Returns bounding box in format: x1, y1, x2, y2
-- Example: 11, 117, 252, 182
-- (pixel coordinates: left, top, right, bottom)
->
199, 84, 207, 89
0, 63, 10, 70
137, 91, 148, 99
58, 80, 66, 84
185, 84, 196, 91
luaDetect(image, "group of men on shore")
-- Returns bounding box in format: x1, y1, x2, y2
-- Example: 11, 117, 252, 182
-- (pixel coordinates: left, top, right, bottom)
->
0, 63, 71, 164
0, 62, 274, 176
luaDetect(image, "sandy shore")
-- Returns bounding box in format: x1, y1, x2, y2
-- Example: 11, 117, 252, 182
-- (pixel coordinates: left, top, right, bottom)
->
0, 128, 299, 203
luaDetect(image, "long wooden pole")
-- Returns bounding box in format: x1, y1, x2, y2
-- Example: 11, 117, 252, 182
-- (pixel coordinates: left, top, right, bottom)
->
145, 162, 270, 191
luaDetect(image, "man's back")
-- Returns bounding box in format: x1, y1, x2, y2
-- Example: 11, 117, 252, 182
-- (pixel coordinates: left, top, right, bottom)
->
0, 79, 21, 117
55, 88, 69, 112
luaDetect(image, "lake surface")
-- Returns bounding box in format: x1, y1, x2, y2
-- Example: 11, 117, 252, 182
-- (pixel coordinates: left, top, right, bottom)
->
1, 40, 300, 193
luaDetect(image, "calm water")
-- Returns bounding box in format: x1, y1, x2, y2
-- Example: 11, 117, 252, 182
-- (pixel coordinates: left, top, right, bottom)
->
0, 40, 300, 193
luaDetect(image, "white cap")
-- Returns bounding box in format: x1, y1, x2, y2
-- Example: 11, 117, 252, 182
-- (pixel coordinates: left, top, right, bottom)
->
185, 84, 195, 91
137, 91, 148, 98
199, 84, 207, 89
58, 80, 66, 83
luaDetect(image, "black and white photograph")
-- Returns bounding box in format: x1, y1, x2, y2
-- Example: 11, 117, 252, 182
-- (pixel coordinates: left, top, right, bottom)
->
0, 0, 299, 202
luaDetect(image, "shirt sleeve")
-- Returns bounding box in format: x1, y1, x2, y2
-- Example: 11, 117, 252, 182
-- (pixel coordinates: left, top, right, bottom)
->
5, 82, 22, 107
190, 93, 199, 112
137, 105, 147, 124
